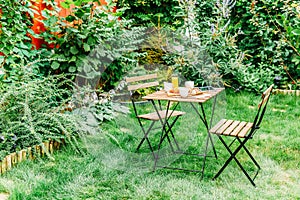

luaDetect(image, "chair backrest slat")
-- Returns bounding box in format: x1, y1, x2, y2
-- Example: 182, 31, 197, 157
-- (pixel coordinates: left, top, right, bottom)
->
125, 73, 159, 118
126, 73, 159, 92
125, 74, 157, 83
127, 81, 159, 91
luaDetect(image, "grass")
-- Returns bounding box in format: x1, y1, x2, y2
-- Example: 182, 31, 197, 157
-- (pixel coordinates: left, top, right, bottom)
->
0, 89, 299, 199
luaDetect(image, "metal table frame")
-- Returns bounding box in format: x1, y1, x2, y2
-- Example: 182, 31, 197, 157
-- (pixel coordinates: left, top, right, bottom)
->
142, 87, 224, 178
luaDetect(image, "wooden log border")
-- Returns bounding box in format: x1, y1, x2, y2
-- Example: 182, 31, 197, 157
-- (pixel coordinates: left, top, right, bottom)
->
273, 89, 300, 96
0, 139, 63, 175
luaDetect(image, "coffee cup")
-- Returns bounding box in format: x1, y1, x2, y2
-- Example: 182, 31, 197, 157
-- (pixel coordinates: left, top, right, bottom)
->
185, 81, 194, 89
163, 82, 173, 92
179, 87, 189, 97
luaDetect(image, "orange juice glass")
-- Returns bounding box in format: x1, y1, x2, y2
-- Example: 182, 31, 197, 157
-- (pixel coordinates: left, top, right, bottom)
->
172, 76, 179, 89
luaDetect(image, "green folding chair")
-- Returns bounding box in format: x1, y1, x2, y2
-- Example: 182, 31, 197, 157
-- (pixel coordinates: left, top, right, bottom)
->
209, 84, 273, 186
126, 73, 185, 153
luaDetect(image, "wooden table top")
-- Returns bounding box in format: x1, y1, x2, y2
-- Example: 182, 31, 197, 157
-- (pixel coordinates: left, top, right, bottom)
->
143, 88, 225, 103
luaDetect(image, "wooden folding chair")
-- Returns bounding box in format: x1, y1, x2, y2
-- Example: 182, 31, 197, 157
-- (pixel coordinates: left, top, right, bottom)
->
209, 85, 273, 186
126, 73, 185, 153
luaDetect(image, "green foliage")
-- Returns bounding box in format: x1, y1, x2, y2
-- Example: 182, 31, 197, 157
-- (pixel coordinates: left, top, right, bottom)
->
138, 0, 299, 92
90, 101, 115, 122
45, 1, 145, 90
276, 2, 300, 86
118, 0, 182, 27
228, 0, 300, 90
0, 0, 33, 61
170, 0, 300, 92
2, 0, 300, 93
1, 0, 144, 91
46, 2, 119, 75
0, 0, 57, 77
237, 63, 282, 92
60, 0, 98, 8
0, 61, 84, 160
0, 0, 138, 159
0, 59, 118, 159
163, 0, 237, 88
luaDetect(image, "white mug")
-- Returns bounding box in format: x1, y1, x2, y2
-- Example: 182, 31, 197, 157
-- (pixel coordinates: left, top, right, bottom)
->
163, 82, 173, 92
185, 81, 194, 89
179, 87, 189, 97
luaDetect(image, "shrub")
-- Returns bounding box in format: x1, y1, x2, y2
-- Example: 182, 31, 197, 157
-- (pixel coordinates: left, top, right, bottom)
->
0, 60, 85, 160
228, 0, 300, 90
46, 1, 146, 91
118, 0, 182, 27
0, 0, 56, 76
165, 0, 243, 88
1, 0, 145, 91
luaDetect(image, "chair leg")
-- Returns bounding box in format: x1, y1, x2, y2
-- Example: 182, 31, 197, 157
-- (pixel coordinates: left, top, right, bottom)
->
153, 126, 166, 171
151, 100, 181, 152
164, 116, 181, 152
200, 130, 212, 179
213, 136, 258, 187
238, 138, 261, 169
164, 132, 175, 152
136, 119, 180, 153
136, 121, 156, 152
152, 119, 179, 170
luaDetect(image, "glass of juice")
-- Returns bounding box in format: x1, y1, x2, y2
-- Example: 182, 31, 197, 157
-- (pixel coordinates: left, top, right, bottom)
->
172, 76, 179, 89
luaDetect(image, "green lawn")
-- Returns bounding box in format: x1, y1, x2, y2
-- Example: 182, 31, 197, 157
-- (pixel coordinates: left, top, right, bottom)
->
0, 89, 299, 199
